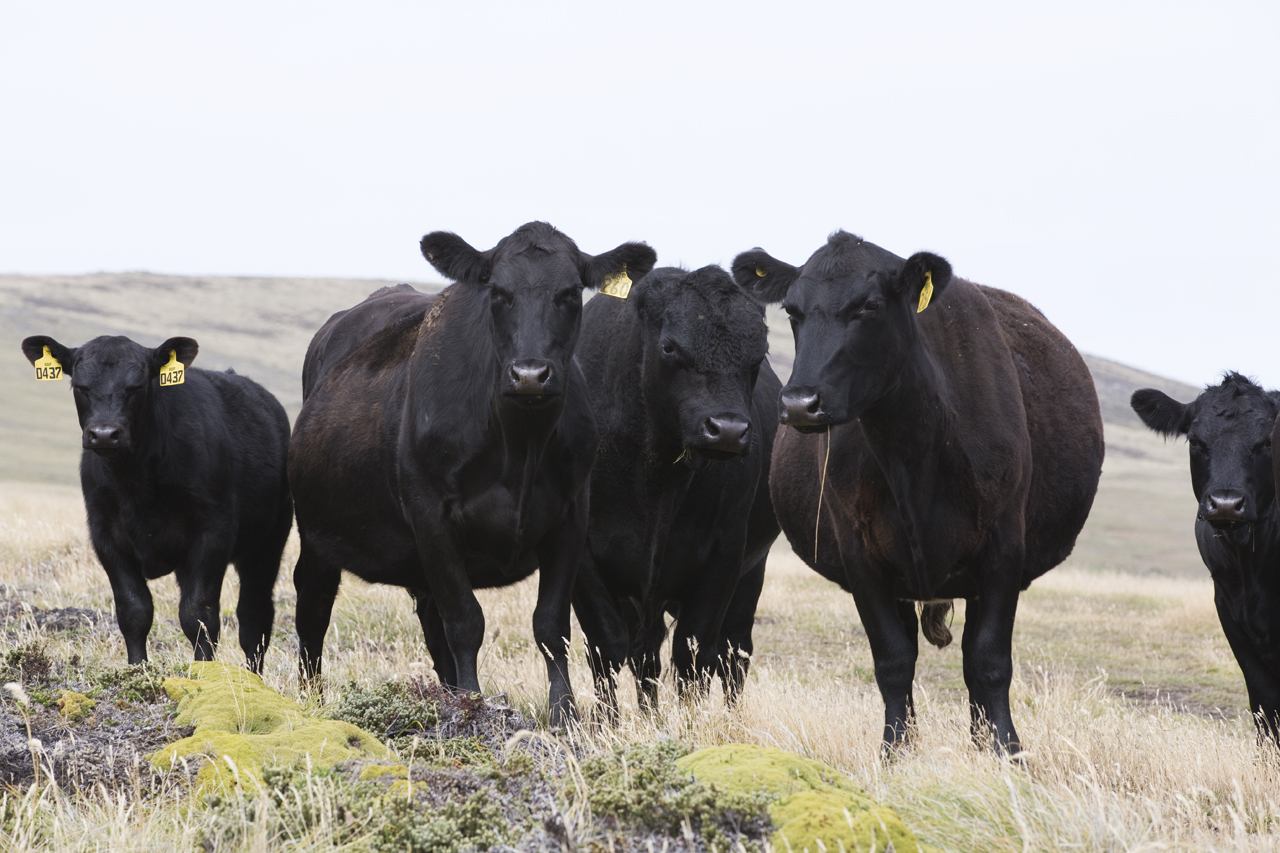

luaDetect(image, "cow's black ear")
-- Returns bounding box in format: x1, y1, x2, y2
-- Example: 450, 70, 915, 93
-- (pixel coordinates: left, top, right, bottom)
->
581, 242, 657, 291
421, 231, 492, 283
21, 336, 76, 374
732, 250, 798, 304
152, 337, 199, 374
1131, 389, 1191, 437
895, 252, 952, 312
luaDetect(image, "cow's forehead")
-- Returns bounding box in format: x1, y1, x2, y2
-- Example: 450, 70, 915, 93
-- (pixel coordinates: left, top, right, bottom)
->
74, 336, 151, 380
78, 336, 148, 363
1192, 386, 1278, 436
491, 250, 581, 288
661, 285, 768, 367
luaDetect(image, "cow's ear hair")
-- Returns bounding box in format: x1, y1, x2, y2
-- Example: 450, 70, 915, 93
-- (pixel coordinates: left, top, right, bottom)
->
895, 252, 952, 310
22, 336, 76, 374
152, 337, 199, 374
1131, 389, 1191, 437
421, 231, 492, 283
732, 250, 798, 304
581, 242, 657, 291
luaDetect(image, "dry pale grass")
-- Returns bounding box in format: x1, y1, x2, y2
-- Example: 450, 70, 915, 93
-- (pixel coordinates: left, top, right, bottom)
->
2, 482, 1279, 851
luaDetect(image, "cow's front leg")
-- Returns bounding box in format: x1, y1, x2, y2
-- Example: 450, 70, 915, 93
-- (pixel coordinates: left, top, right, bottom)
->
716, 555, 767, 703
176, 540, 231, 662
848, 571, 920, 755
671, 552, 744, 702
963, 533, 1024, 756
412, 525, 485, 696
534, 500, 588, 728
409, 589, 458, 687
95, 537, 153, 665
1214, 590, 1280, 745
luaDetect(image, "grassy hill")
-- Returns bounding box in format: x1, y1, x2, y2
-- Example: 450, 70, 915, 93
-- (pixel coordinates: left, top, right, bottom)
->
0, 273, 1207, 575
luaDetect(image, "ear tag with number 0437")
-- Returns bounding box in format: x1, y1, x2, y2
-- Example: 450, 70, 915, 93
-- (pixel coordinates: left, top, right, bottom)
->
599, 264, 632, 299
917, 271, 934, 314
34, 346, 63, 381
158, 350, 185, 387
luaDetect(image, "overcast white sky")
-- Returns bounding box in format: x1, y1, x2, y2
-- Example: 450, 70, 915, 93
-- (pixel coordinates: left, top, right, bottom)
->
2, 1, 1276, 387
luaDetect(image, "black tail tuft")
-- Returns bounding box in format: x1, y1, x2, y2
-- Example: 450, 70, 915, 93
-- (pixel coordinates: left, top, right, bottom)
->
920, 601, 953, 648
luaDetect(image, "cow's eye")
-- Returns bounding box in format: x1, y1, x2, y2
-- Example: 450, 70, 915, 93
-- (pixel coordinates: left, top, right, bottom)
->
661, 341, 676, 356
864, 300, 881, 311
491, 288, 514, 306
554, 288, 579, 308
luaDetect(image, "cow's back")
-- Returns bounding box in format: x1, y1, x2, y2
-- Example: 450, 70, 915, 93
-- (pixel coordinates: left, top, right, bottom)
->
979, 285, 1104, 585
205, 369, 294, 548
302, 284, 430, 400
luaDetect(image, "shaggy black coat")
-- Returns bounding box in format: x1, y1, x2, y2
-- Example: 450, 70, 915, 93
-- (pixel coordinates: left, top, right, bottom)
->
734, 232, 1104, 755
573, 266, 782, 715
20, 334, 292, 672
1133, 374, 1280, 743
288, 222, 655, 726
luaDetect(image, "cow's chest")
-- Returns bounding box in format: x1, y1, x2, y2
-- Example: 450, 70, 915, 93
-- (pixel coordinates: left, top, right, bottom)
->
448, 456, 572, 570
98, 485, 221, 579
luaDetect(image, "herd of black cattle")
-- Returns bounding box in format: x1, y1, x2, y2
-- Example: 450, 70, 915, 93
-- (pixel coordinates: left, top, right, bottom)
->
18, 222, 1280, 754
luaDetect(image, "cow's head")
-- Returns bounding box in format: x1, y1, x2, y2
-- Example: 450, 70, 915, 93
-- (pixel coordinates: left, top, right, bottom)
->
421, 222, 655, 407
1132, 374, 1280, 543
21, 334, 199, 454
733, 231, 951, 430
631, 266, 768, 466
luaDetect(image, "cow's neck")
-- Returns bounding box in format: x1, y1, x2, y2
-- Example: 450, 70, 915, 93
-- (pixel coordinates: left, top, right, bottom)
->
492, 396, 562, 541
856, 340, 954, 595
1204, 505, 1280, 596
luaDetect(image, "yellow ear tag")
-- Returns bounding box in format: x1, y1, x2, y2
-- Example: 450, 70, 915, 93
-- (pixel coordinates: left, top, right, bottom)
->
755, 268, 767, 278
599, 264, 632, 299
917, 271, 934, 314
34, 346, 63, 381
158, 350, 185, 387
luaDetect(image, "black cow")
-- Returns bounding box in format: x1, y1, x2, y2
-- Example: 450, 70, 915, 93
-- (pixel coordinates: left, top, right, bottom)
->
288, 222, 655, 726
20, 335, 292, 672
1132, 374, 1280, 743
734, 232, 1104, 755
573, 265, 782, 716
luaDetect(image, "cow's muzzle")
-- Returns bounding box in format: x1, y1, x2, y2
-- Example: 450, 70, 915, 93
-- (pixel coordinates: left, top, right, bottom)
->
1200, 490, 1253, 530
690, 415, 751, 458
84, 424, 127, 452
779, 386, 831, 433
504, 359, 557, 399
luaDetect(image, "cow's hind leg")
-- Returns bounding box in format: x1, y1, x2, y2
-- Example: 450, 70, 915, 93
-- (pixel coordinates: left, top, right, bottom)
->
410, 589, 458, 687
294, 536, 342, 686
571, 563, 630, 724
716, 555, 767, 703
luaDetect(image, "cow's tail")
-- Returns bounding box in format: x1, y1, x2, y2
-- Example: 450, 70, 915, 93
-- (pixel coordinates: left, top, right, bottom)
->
920, 601, 954, 648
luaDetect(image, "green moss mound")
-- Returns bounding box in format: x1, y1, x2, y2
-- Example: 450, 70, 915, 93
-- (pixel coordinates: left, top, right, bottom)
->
149, 662, 389, 793
574, 741, 773, 847
676, 744, 919, 853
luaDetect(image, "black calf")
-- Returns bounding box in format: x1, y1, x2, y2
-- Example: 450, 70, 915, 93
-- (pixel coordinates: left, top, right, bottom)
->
21, 334, 293, 672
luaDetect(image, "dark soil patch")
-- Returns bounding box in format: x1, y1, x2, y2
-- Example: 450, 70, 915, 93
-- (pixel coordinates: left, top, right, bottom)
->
1115, 685, 1244, 721
0, 598, 109, 637
0, 644, 193, 794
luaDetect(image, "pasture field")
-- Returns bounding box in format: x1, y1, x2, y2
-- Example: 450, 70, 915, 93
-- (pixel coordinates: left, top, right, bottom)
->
3, 476, 1280, 851
3, 274, 1278, 851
